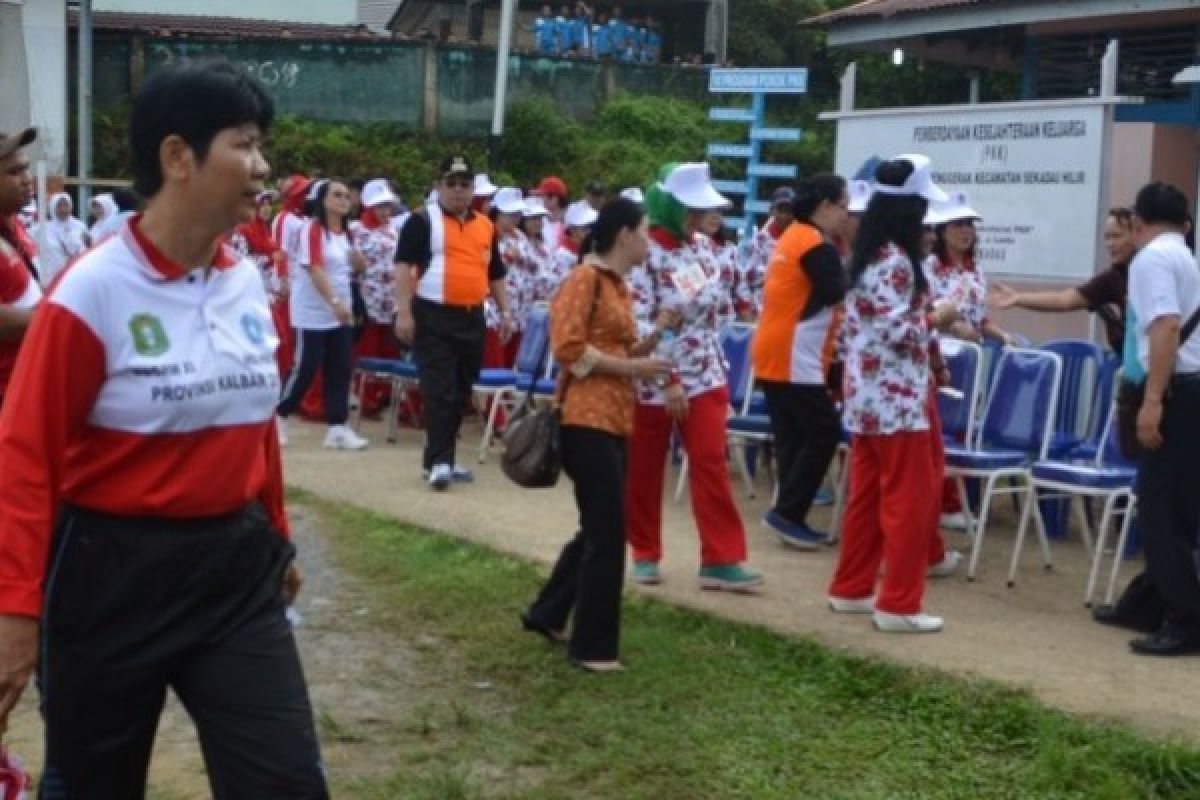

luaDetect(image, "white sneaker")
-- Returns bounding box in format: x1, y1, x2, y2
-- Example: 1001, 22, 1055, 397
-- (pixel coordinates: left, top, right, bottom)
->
927, 550, 963, 579
872, 610, 944, 633
428, 463, 453, 491
940, 512, 970, 531
828, 595, 876, 614
323, 425, 368, 451
276, 416, 289, 447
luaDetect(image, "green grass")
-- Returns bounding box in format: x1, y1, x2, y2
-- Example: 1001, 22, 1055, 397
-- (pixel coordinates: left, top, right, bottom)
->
294, 489, 1200, 800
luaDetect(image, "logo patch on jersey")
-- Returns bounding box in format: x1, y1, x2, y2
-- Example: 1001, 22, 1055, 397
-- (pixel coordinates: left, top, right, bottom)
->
129, 313, 170, 357
241, 312, 266, 346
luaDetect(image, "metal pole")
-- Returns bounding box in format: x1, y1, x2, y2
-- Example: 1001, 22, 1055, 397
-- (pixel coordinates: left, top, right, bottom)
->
77, 0, 93, 210
489, 0, 517, 170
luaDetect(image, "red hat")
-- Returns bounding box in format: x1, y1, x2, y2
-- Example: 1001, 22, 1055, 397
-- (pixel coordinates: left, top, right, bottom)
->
535, 176, 568, 198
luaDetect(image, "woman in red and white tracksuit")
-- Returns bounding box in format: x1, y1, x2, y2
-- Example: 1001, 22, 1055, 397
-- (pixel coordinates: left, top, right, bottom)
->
233, 191, 292, 377
626, 162, 762, 592
827, 155, 955, 633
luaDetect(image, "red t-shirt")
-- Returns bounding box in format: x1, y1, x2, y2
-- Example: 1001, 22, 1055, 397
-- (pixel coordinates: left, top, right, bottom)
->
0, 226, 42, 394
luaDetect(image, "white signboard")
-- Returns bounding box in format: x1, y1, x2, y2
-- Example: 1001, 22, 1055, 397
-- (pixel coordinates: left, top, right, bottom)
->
831, 102, 1111, 280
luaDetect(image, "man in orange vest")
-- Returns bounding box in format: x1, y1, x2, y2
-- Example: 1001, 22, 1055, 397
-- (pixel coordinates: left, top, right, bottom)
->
395, 155, 512, 490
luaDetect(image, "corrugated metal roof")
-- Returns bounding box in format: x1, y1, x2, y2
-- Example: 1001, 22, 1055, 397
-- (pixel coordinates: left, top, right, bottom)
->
807, 0, 992, 26
67, 10, 384, 40
358, 0, 404, 30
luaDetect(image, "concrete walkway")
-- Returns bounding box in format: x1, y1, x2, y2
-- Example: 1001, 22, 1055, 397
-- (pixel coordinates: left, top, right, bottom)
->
284, 416, 1198, 741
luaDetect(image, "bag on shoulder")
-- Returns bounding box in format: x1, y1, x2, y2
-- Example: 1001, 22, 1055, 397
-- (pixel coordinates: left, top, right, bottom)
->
501, 403, 563, 488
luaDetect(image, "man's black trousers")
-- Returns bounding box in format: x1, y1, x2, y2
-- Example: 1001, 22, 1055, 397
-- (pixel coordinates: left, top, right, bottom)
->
412, 296, 485, 470
37, 503, 328, 800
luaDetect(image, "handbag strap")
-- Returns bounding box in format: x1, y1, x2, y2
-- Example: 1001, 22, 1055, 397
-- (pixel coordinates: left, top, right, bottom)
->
1181, 304, 1200, 345
527, 265, 603, 408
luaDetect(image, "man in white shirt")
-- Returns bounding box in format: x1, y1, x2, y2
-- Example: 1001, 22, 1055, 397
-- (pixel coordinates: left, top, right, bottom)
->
1124, 181, 1200, 656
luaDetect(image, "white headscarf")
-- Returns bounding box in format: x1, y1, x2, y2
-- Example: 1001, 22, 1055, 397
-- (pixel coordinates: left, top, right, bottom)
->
36, 192, 89, 285
88, 194, 118, 240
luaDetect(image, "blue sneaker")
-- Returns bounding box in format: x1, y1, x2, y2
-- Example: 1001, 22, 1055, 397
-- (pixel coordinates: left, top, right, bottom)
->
422, 465, 475, 483
762, 510, 826, 550
813, 486, 835, 506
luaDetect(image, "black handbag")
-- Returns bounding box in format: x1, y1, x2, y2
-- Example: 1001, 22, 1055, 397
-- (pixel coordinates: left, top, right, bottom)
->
1115, 306, 1200, 459
501, 269, 602, 488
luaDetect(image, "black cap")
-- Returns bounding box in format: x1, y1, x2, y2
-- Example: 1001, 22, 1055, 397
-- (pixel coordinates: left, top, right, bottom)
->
439, 154, 475, 178
586, 181, 606, 194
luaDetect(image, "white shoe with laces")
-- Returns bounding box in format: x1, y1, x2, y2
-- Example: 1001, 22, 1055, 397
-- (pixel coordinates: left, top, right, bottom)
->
428, 463, 453, 491
323, 424, 368, 451
940, 512, 970, 531
927, 550, 963, 579
873, 611, 944, 633
828, 595, 876, 614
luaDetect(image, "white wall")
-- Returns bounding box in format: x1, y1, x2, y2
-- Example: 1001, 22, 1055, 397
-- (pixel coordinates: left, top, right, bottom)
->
0, 1, 32, 139
94, 0, 357, 25
23, 0, 67, 174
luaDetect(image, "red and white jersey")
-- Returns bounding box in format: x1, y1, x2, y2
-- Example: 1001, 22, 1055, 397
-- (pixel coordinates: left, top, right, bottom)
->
0, 214, 288, 618
0, 225, 43, 394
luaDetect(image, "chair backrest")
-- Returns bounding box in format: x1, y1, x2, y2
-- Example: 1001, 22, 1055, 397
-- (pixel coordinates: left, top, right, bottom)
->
1040, 338, 1105, 441
977, 348, 1062, 458
1077, 353, 1122, 451
937, 337, 984, 441
1097, 404, 1136, 469
981, 337, 1005, 392
720, 322, 756, 412
515, 305, 552, 376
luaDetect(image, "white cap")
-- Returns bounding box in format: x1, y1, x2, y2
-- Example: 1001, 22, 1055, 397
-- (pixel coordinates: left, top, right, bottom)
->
523, 196, 550, 217
619, 187, 645, 204
564, 200, 598, 229
361, 178, 399, 209
847, 179, 872, 214
473, 173, 499, 197
492, 187, 526, 215
661, 162, 730, 210
926, 190, 980, 226
872, 154, 948, 203
425, 189, 439, 205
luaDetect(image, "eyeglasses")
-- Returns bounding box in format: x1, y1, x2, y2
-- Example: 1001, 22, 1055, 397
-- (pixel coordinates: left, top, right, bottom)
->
442, 176, 473, 189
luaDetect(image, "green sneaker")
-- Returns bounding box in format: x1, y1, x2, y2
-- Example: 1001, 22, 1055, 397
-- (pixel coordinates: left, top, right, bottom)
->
631, 561, 662, 586
698, 563, 764, 594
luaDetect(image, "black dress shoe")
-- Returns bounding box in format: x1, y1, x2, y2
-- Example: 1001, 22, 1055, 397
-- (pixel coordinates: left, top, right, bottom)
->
1092, 604, 1160, 634
520, 612, 567, 645
1129, 629, 1200, 657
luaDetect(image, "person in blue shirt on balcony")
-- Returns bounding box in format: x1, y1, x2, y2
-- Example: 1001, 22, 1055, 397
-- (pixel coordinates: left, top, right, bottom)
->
592, 11, 612, 59
568, 2, 592, 56
643, 18, 662, 63
608, 8, 630, 61
534, 4, 558, 55
554, 6, 572, 55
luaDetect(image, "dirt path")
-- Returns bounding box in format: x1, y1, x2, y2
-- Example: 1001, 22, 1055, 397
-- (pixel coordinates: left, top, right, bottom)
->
283, 415, 1200, 742
3, 505, 415, 798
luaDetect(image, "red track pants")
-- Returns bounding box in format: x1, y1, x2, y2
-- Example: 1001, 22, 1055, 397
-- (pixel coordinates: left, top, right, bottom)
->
829, 428, 941, 615
626, 387, 748, 567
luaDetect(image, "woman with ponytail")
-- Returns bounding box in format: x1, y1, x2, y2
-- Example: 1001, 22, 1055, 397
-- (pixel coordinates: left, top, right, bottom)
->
625, 162, 763, 593
522, 198, 671, 672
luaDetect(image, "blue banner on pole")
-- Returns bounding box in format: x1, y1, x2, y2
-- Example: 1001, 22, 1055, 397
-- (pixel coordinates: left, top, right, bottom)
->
707, 143, 755, 159
750, 127, 803, 142
747, 163, 798, 179
711, 179, 749, 195
709, 108, 757, 123
708, 68, 809, 95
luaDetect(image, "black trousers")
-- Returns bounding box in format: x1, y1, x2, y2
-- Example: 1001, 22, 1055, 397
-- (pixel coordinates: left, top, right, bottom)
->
412, 297, 485, 470
38, 503, 328, 800
1135, 375, 1200, 635
277, 325, 354, 425
526, 426, 628, 662
760, 380, 840, 526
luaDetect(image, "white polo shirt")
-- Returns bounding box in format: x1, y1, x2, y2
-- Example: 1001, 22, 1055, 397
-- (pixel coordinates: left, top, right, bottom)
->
1128, 231, 1200, 374
290, 220, 354, 331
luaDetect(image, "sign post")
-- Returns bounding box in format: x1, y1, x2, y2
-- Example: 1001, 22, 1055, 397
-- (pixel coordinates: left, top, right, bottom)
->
707, 67, 807, 234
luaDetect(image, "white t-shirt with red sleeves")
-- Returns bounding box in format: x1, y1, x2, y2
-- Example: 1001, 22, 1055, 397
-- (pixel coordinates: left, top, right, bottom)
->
291, 221, 354, 331
0, 235, 43, 394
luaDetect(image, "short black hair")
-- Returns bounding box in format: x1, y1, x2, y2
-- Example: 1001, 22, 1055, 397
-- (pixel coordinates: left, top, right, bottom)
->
130, 61, 274, 198
112, 187, 141, 212
793, 173, 846, 222
1133, 182, 1190, 227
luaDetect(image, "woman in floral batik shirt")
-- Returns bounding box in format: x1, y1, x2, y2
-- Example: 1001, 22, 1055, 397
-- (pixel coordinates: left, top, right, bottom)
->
350, 179, 401, 415
625, 162, 763, 593
827, 155, 958, 635
484, 188, 537, 366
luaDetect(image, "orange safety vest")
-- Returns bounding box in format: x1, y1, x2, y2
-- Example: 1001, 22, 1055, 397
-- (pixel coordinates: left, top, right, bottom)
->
751, 222, 841, 384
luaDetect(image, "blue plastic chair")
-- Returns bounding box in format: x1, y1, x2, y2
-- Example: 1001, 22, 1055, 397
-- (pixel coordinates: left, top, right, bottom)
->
1065, 353, 1122, 461
353, 355, 420, 443
937, 338, 985, 444
1040, 339, 1105, 458
944, 348, 1062, 580
477, 306, 552, 462
1009, 405, 1136, 604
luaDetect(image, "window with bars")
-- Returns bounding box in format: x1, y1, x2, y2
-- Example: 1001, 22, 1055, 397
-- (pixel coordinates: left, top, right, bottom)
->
1035, 26, 1198, 101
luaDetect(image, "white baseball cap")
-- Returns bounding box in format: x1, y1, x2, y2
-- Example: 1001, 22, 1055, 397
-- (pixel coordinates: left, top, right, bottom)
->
522, 196, 550, 217
361, 178, 399, 209
661, 162, 730, 210
473, 173, 499, 197
492, 187, 526, 215
619, 187, 645, 204
847, 179, 872, 214
564, 200, 598, 229
926, 190, 980, 226
873, 154, 948, 204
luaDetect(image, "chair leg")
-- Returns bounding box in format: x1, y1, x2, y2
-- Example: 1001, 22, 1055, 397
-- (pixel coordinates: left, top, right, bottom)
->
1072, 494, 1094, 559
1084, 493, 1119, 607
478, 388, 510, 464
955, 475, 976, 534
674, 455, 690, 504
1031, 487, 1054, 573
966, 473, 1002, 581
351, 370, 366, 432
1006, 480, 1038, 587
733, 439, 756, 499
1105, 494, 1137, 606
829, 448, 851, 545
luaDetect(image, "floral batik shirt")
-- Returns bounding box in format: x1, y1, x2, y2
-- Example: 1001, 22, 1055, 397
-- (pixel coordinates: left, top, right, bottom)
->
629, 228, 735, 405
842, 243, 933, 435
924, 254, 989, 333
486, 229, 538, 331
735, 222, 782, 319
536, 243, 579, 305
350, 220, 398, 325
